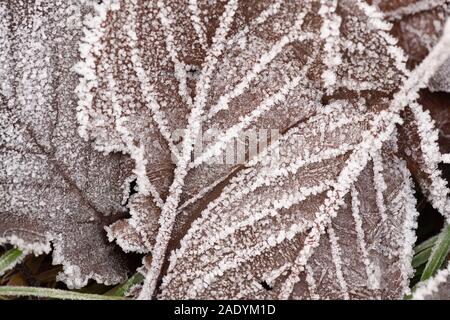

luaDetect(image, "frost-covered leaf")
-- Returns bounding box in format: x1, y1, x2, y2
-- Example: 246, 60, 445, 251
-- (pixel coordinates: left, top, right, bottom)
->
428, 57, 450, 92
5, 0, 449, 299
379, 1, 450, 219
368, 0, 450, 91
416, 91, 450, 154
0, 0, 133, 288
79, 0, 326, 254
398, 101, 450, 222
73, 0, 450, 299
413, 262, 450, 299
159, 101, 420, 299
153, 1, 450, 299
369, 1, 450, 178
369, 0, 450, 67
79, 0, 422, 299
81, 0, 409, 257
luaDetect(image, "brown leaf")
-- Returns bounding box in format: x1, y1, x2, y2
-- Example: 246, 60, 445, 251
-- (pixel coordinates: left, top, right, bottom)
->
81, 0, 326, 254
78, 0, 442, 299
4, 0, 450, 300
0, 1, 133, 288
369, 0, 449, 68
159, 102, 418, 299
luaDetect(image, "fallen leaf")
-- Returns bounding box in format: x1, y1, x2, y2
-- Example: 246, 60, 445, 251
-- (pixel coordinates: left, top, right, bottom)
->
0, 0, 133, 288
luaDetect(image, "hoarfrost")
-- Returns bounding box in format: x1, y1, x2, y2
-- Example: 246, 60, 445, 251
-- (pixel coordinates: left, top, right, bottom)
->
0, 0, 133, 288
79, 0, 450, 299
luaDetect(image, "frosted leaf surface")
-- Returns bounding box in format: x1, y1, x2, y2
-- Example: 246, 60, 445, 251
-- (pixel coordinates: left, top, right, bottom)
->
78, 0, 438, 299
77, 0, 204, 252
81, 0, 324, 253
369, 0, 450, 92
291, 148, 417, 299
11, 0, 444, 298
413, 262, 450, 299
159, 105, 418, 299
1, 0, 450, 298
369, 0, 450, 68
0, 0, 133, 288
373, 0, 450, 218
428, 57, 450, 92
153, 1, 450, 299
79, 0, 276, 252
83, 0, 409, 257
416, 91, 450, 154
399, 107, 450, 223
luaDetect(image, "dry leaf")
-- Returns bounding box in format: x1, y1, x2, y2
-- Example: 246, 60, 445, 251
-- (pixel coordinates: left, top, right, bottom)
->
429, 58, 450, 92
160, 103, 418, 299
368, 0, 450, 90
0, 0, 133, 288
74, 0, 450, 299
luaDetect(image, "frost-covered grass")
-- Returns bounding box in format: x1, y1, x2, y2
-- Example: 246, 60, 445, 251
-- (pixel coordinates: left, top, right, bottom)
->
0, 286, 127, 300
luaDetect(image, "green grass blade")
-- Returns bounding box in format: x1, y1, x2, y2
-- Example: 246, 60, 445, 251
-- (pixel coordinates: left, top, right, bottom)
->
411, 264, 426, 287
0, 249, 25, 276
0, 286, 127, 300
105, 272, 144, 297
412, 247, 432, 269
420, 224, 450, 281
414, 235, 438, 254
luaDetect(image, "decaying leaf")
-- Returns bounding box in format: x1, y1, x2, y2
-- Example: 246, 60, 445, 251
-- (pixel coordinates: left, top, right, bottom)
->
368, 0, 450, 91
369, 0, 449, 66
0, 1, 133, 288
76, 0, 419, 299
155, 1, 450, 299
78, 0, 328, 255
372, 0, 450, 222
159, 103, 419, 299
